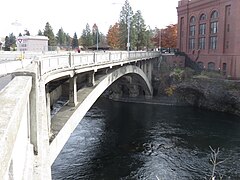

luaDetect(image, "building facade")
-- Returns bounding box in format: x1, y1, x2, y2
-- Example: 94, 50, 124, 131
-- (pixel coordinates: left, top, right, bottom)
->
177, 0, 240, 78
17, 36, 48, 52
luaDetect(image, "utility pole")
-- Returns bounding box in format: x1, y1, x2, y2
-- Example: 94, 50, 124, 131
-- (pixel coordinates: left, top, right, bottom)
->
127, 15, 130, 51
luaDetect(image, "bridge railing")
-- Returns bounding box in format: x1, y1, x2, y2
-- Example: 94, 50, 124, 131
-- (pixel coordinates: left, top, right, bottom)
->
38, 51, 160, 76
0, 76, 33, 179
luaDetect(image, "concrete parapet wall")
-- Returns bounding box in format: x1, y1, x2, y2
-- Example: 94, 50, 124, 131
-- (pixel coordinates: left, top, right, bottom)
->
0, 76, 33, 179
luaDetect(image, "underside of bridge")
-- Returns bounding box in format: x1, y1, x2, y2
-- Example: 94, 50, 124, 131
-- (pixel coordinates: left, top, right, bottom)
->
47, 64, 153, 165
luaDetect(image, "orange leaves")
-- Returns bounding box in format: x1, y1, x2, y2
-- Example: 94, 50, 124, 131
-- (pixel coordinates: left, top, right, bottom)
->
107, 23, 121, 50
161, 24, 177, 48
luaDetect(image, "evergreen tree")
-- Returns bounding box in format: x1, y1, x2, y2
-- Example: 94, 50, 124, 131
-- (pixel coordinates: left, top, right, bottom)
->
38, 30, 43, 36
72, 32, 79, 49
24, 29, 30, 36
4, 33, 16, 51
65, 33, 72, 48
4, 36, 10, 51
80, 23, 93, 48
56, 27, 67, 46
119, 0, 134, 50
132, 10, 147, 50
43, 22, 56, 47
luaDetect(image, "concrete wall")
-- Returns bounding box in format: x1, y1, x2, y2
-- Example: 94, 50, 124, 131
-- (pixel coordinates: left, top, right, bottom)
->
0, 76, 33, 179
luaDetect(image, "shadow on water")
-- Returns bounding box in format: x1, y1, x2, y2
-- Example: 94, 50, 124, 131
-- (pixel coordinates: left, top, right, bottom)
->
52, 97, 240, 180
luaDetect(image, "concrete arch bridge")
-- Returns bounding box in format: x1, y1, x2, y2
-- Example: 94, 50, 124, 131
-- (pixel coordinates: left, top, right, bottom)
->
0, 51, 160, 179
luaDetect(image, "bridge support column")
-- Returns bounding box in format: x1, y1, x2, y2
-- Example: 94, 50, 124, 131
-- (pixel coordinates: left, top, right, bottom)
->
68, 76, 78, 107
45, 84, 51, 136
87, 72, 95, 87
147, 61, 152, 83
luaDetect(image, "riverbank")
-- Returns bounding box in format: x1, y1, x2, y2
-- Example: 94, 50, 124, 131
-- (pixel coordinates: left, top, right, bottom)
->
106, 76, 240, 117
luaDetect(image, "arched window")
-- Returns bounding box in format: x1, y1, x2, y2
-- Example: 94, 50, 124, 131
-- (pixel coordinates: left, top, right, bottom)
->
208, 62, 215, 70
197, 61, 204, 69
189, 16, 196, 50
199, 14, 206, 21
210, 11, 218, 50
210, 11, 218, 34
199, 13, 206, 49
190, 16, 196, 24
211, 11, 218, 19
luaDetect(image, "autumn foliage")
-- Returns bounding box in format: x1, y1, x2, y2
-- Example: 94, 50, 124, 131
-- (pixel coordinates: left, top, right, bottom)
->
152, 24, 177, 48
162, 24, 177, 48
107, 23, 121, 50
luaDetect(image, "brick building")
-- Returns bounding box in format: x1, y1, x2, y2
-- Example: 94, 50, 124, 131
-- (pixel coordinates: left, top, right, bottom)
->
177, 0, 240, 78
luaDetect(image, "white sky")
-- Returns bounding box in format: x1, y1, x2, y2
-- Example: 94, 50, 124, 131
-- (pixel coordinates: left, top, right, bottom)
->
1, 0, 179, 37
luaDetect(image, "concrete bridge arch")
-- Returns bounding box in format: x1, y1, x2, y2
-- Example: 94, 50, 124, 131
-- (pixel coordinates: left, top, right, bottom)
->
49, 64, 153, 164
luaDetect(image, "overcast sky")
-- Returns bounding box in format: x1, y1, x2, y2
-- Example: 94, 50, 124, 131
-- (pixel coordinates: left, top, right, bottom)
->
1, 0, 179, 37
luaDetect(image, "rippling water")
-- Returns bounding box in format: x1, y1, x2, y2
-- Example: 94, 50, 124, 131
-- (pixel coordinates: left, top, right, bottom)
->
52, 98, 240, 180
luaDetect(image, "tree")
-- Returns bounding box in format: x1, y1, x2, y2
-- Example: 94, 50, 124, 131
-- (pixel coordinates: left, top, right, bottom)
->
38, 30, 43, 36
4, 33, 16, 51
24, 29, 30, 36
132, 10, 147, 50
107, 23, 120, 50
65, 33, 72, 49
80, 23, 93, 48
4, 36, 10, 51
145, 28, 155, 51
43, 22, 56, 47
72, 32, 79, 49
161, 24, 177, 48
119, 0, 134, 50
56, 27, 67, 47
152, 27, 162, 49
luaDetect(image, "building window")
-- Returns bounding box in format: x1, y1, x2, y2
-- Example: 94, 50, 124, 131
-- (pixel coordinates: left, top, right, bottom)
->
209, 11, 218, 50
226, 41, 229, 49
199, 37, 206, 49
222, 63, 227, 75
199, 24, 206, 35
189, 16, 196, 50
227, 24, 230, 32
210, 36, 217, 49
210, 11, 218, 34
211, 11, 218, 19
198, 61, 204, 69
190, 16, 196, 24
189, 38, 195, 49
226, 5, 231, 16
189, 25, 196, 36
210, 21, 218, 34
199, 14, 206, 21
208, 62, 215, 70
189, 16, 196, 37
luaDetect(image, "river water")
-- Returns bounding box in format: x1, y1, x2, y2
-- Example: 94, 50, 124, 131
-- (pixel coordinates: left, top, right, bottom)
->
51, 98, 240, 180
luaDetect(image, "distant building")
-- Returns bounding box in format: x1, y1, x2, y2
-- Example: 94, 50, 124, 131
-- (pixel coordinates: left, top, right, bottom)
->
16, 36, 48, 52
0, 37, 4, 51
177, 0, 240, 78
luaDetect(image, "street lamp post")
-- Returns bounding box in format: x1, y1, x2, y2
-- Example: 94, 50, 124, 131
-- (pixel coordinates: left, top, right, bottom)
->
93, 24, 99, 51
127, 15, 130, 51
96, 28, 99, 51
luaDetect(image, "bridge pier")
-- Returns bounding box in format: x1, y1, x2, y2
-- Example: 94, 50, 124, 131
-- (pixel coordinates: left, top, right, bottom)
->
45, 84, 51, 136
87, 71, 95, 87
68, 76, 78, 107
